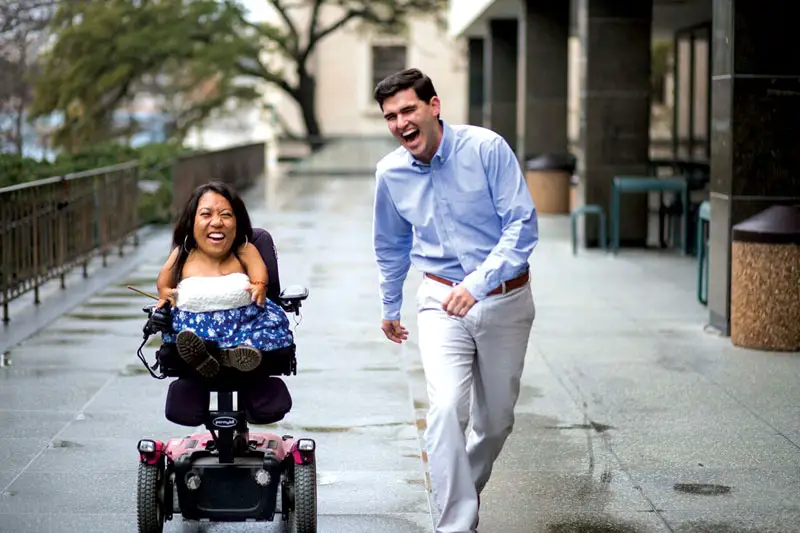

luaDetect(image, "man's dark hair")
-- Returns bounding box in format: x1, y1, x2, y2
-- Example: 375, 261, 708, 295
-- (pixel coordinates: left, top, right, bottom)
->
373, 68, 438, 110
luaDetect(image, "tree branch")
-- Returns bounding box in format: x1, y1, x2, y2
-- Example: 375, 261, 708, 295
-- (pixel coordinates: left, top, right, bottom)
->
306, 0, 323, 42
267, 0, 299, 54
299, 7, 371, 66
235, 58, 296, 99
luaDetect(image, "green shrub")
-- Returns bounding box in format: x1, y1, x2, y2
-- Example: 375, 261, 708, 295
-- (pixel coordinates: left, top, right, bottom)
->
1, 141, 191, 225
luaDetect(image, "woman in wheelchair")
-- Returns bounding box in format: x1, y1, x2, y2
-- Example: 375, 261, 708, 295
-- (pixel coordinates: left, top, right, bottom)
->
153, 181, 296, 427
155, 181, 294, 378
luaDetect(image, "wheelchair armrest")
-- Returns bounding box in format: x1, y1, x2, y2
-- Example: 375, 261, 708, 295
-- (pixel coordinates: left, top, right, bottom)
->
278, 285, 309, 314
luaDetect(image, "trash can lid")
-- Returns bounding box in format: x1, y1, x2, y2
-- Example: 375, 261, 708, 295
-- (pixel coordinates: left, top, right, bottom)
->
525, 153, 576, 173
732, 205, 800, 244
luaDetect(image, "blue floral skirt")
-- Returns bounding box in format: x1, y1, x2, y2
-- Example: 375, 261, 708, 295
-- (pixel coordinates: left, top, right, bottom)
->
162, 300, 294, 352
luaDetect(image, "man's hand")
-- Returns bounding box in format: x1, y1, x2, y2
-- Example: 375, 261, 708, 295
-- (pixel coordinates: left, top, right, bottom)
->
442, 286, 477, 317
381, 319, 408, 344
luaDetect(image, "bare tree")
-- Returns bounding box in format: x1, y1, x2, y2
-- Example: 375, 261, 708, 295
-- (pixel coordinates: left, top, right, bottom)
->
0, 0, 56, 155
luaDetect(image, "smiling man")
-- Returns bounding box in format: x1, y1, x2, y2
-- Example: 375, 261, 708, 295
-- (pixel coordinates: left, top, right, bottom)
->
371, 68, 539, 533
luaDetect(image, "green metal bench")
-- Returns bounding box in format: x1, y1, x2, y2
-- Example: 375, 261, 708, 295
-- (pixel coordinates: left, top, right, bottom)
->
610, 176, 689, 255
696, 200, 710, 305
570, 204, 606, 255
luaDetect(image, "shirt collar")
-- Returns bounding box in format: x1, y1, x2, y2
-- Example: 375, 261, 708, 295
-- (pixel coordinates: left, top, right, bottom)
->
409, 119, 453, 168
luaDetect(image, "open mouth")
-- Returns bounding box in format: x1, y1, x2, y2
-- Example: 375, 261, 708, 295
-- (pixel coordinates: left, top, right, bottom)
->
207, 232, 226, 243
401, 128, 420, 144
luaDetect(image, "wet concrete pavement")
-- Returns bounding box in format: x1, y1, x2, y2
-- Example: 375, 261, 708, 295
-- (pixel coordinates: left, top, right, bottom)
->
1, 172, 799, 533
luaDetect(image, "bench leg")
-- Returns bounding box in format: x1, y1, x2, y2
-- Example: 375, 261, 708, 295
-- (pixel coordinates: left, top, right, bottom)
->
704, 239, 709, 304
697, 220, 708, 305
598, 211, 607, 251
696, 227, 705, 304
610, 188, 619, 254
571, 213, 578, 256
682, 189, 690, 255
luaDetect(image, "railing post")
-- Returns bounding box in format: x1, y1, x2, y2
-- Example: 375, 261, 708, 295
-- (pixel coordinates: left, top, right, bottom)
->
59, 180, 68, 290
1, 191, 7, 323
32, 186, 41, 305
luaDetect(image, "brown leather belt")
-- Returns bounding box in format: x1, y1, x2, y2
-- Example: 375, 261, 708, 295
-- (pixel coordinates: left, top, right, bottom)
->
424, 271, 530, 296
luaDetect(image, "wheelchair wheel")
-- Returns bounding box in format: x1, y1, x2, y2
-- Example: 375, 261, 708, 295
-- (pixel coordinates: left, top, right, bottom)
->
137, 462, 166, 533
290, 462, 317, 533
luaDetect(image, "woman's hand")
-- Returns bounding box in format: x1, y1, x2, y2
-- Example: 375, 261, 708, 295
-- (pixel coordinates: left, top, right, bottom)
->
247, 281, 266, 306
156, 288, 177, 309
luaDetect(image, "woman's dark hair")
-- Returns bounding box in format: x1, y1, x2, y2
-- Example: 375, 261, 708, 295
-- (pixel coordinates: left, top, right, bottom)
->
169, 181, 253, 286
373, 68, 438, 110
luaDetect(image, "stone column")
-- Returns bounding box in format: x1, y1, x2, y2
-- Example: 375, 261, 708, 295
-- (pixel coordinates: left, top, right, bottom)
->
577, 0, 652, 247
467, 38, 484, 126
708, 0, 800, 335
516, 0, 570, 162
484, 19, 518, 153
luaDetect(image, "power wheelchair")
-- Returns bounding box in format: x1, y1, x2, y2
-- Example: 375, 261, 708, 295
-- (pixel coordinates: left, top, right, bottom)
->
134, 228, 315, 533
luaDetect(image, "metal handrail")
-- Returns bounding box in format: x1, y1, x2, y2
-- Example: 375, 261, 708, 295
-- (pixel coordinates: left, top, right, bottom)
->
1, 141, 268, 323
0, 161, 140, 322
171, 142, 265, 217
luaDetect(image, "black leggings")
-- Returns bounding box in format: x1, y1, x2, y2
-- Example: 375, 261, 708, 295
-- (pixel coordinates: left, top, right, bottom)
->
158, 343, 294, 427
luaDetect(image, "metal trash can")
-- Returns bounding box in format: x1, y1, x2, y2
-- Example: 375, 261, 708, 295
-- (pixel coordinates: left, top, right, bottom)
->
524, 153, 576, 215
730, 205, 800, 351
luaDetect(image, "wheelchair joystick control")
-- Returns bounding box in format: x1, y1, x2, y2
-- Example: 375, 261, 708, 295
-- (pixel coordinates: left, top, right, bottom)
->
143, 303, 174, 337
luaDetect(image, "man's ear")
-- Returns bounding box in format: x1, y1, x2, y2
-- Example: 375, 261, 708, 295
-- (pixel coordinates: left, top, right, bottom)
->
429, 95, 441, 117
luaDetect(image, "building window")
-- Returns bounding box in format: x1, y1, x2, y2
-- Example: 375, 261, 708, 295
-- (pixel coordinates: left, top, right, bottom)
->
371, 45, 407, 93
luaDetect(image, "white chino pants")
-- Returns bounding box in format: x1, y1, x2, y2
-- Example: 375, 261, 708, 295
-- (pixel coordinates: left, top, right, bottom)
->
416, 276, 535, 533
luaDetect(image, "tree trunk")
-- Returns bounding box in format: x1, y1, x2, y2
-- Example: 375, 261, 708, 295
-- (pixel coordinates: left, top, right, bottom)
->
294, 70, 324, 152
13, 97, 23, 156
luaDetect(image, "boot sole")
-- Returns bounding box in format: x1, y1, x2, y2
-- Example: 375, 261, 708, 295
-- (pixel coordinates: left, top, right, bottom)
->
176, 331, 220, 378
219, 345, 262, 372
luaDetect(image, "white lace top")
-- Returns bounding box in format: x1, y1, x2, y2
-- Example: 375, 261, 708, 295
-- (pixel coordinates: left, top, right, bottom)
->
175, 272, 252, 313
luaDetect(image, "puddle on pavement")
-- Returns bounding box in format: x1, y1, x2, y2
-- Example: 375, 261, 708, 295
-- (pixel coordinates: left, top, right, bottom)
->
403, 451, 429, 463
66, 312, 144, 321
42, 328, 106, 336
294, 421, 409, 433
93, 290, 140, 299
546, 519, 640, 533
120, 364, 150, 377
544, 422, 614, 433
0, 367, 70, 378
673, 483, 731, 495
673, 522, 757, 533
119, 277, 157, 288
26, 337, 86, 346
296, 426, 353, 433
50, 439, 81, 448
82, 300, 135, 309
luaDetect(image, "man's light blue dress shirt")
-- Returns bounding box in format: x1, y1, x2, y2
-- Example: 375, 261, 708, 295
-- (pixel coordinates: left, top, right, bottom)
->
372, 120, 539, 321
